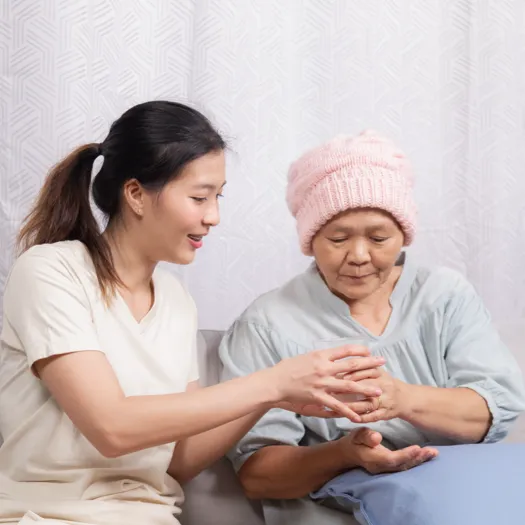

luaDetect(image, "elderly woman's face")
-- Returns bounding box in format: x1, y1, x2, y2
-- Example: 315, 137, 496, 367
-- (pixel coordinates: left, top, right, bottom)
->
312, 209, 404, 303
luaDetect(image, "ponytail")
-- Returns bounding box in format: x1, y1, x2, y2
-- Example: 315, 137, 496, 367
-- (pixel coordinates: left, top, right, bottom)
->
18, 101, 226, 300
17, 143, 122, 301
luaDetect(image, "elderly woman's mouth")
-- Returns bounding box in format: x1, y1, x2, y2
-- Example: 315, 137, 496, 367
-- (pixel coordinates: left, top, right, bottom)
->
339, 273, 374, 281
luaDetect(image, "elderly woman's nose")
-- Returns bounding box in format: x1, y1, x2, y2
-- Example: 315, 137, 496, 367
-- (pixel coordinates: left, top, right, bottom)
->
345, 240, 371, 265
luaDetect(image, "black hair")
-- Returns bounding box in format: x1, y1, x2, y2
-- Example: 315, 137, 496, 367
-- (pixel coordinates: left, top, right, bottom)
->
18, 100, 226, 299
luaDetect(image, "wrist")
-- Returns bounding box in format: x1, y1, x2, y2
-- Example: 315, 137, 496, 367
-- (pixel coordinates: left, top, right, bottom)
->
334, 436, 362, 469
395, 380, 417, 421
250, 367, 283, 408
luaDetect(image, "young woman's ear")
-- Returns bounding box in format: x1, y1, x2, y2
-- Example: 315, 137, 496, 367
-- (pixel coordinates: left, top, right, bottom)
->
122, 179, 145, 217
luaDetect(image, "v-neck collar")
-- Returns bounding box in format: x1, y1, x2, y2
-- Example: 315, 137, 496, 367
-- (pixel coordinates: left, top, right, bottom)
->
308, 251, 417, 340
114, 271, 160, 332
76, 240, 160, 333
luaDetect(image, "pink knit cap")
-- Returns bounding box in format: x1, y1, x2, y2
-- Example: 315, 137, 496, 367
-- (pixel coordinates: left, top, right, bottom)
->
286, 130, 417, 255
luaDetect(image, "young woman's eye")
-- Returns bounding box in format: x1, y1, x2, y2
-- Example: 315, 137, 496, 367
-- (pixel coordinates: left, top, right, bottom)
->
329, 238, 346, 244
191, 197, 207, 203
371, 237, 389, 243
217, 193, 224, 200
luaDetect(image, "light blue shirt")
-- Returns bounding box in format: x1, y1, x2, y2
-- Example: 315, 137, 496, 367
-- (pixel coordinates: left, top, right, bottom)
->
219, 253, 525, 472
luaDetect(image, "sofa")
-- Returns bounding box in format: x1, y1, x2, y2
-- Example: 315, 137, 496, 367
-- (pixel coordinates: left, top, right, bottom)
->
180, 323, 525, 525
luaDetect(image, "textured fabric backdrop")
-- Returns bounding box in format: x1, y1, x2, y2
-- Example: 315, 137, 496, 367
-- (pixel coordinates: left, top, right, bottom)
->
1, 0, 524, 332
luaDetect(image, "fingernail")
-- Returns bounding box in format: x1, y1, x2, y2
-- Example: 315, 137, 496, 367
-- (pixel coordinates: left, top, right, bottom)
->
365, 388, 381, 396
374, 357, 386, 362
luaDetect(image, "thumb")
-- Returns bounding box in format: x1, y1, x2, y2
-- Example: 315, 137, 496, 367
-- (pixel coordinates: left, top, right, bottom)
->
351, 427, 382, 448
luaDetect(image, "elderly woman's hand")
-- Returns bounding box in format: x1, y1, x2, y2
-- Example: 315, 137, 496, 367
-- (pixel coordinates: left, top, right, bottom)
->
344, 368, 410, 423
339, 427, 438, 474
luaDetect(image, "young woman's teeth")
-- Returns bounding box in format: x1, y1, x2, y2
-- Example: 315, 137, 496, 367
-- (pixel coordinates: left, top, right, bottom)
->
188, 235, 202, 241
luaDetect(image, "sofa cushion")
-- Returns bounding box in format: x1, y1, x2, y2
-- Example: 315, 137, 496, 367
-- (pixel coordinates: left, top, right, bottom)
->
180, 456, 265, 525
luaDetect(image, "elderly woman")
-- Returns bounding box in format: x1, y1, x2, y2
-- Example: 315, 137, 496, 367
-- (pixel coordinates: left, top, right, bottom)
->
219, 130, 525, 525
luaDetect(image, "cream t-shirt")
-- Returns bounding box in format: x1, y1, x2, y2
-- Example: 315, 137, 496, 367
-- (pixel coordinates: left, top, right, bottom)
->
0, 241, 199, 525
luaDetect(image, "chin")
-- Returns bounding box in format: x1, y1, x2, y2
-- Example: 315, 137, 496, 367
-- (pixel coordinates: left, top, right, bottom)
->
178, 254, 197, 265
165, 250, 197, 266
338, 284, 377, 302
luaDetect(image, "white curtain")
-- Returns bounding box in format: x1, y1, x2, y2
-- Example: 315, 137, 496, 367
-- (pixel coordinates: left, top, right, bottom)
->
1, 0, 524, 331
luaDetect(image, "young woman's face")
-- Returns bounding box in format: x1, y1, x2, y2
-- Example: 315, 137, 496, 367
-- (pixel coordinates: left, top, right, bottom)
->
131, 151, 226, 265
311, 208, 404, 303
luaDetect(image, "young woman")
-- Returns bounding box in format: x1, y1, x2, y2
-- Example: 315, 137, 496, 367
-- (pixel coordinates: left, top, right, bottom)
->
0, 102, 385, 525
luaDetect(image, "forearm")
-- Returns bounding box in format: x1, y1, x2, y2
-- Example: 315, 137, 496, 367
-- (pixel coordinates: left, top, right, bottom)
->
104, 372, 277, 457
169, 409, 267, 484
239, 440, 355, 500
400, 384, 492, 443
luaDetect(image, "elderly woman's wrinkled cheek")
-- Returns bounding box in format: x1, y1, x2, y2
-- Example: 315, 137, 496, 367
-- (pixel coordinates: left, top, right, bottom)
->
312, 242, 347, 286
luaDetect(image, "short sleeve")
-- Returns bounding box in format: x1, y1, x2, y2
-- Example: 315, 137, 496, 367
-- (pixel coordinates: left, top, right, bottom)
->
3, 248, 102, 368
443, 277, 525, 443
219, 320, 306, 472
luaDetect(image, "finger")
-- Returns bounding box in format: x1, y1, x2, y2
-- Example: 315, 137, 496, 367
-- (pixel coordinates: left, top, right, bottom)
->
298, 405, 339, 419
397, 458, 423, 472
331, 356, 385, 376
343, 369, 382, 382
345, 398, 380, 414
350, 427, 382, 448
323, 345, 370, 361
398, 449, 435, 471
384, 446, 422, 470
332, 392, 366, 403
311, 409, 341, 419
322, 377, 382, 397
421, 447, 439, 460
408, 447, 439, 464
405, 449, 436, 468
278, 402, 354, 420
358, 408, 389, 423
278, 401, 341, 419
315, 392, 362, 423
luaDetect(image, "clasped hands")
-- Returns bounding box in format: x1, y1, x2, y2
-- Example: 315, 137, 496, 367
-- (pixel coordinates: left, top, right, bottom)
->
272, 343, 438, 473
334, 347, 406, 424
324, 345, 439, 474
275, 344, 405, 422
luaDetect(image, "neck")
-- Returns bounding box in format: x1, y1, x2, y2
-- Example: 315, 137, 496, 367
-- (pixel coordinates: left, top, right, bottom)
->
104, 223, 156, 293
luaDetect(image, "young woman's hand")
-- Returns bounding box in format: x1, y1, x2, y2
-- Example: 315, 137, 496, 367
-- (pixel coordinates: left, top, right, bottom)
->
269, 345, 385, 422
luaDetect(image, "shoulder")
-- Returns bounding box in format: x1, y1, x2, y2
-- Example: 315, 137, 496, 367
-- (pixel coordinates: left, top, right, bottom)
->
3, 242, 101, 335
219, 271, 315, 363
231, 267, 314, 331
411, 262, 479, 311
6, 241, 94, 292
